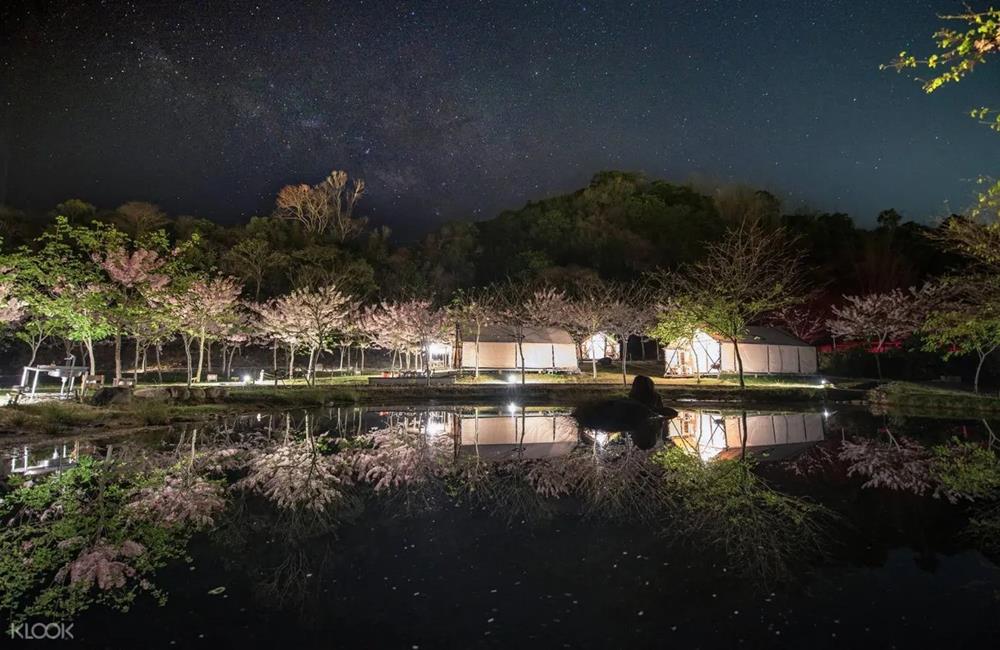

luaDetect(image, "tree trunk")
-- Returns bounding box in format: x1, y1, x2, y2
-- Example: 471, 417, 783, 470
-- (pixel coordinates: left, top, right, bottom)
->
114, 333, 123, 380
620, 332, 628, 386
339, 346, 345, 370
690, 343, 701, 384
85, 338, 96, 375
475, 323, 481, 378
183, 336, 193, 387
288, 345, 295, 378
873, 336, 885, 380
517, 336, 526, 385
740, 410, 749, 461
195, 329, 206, 383
360, 347, 366, 371
974, 351, 987, 395
206, 340, 213, 373
132, 338, 141, 385
272, 340, 278, 373
733, 338, 746, 389
590, 334, 598, 379
28, 340, 41, 368
225, 347, 232, 378
155, 345, 163, 384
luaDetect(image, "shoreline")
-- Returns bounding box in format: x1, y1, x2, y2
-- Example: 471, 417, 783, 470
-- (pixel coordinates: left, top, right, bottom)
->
5, 381, 999, 443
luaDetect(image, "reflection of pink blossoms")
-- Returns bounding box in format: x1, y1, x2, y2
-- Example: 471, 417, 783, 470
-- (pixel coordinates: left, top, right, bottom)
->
351, 427, 451, 491
56, 540, 146, 591
128, 475, 225, 528
238, 440, 354, 512
839, 437, 933, 494
525, 459, 576, 498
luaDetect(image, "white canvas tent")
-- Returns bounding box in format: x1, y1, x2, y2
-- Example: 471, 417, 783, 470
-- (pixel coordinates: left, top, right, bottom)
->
662, 326, 818, 376
459, 325, 579, 373
580, 331, 619, 360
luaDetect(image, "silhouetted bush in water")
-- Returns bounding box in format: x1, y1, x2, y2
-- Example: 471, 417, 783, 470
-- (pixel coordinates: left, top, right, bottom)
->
628, 375, 678, 418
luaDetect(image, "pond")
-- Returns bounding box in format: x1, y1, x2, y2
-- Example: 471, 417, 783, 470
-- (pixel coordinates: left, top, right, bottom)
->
2, 403, 1000, 648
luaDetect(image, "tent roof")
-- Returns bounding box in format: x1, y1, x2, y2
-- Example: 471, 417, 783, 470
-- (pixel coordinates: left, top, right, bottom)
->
710, 326, 812, 347
462, 325, 575, 345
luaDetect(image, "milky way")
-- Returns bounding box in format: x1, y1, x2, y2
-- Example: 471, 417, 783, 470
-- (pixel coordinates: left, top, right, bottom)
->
2, 0, 999, 235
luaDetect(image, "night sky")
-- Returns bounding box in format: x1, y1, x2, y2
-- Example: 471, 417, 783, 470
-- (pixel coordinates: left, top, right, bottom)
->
2, 0, 999, 236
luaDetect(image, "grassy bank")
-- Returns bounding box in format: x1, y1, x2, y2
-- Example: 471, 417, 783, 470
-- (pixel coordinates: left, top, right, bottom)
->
0, 376, 864, 439
206, 379, 863, 409
0, 400, 232, 438
870, 382, 1000, 415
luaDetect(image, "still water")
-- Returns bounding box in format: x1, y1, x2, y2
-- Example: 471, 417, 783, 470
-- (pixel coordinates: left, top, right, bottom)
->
2, 404, 999, 648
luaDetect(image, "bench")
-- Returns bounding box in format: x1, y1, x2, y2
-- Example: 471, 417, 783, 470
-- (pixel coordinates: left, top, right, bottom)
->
83, 375, 105, 390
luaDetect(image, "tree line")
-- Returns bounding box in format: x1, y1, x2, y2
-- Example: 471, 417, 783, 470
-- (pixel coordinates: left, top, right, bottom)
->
0, 167, 997, 389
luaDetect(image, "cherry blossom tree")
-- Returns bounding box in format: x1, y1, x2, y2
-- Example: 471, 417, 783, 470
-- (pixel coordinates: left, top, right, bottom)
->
366, 299, 448, 372
560, 280, 615, 379
605, 281, 657, 385
0, 269, 26, 328
165, 277, 242, 385
449, 288, 492, 378
93, 246, 170, 381
254, 298, 306, 379
284, 285, 353, 384
766, 304, 827, 345
827, 287, 926, 379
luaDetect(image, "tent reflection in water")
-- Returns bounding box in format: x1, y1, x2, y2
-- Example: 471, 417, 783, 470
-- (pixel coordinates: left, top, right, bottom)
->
457, 408, 580, 459
668, 409, 826, 461
661, 326, 818, 377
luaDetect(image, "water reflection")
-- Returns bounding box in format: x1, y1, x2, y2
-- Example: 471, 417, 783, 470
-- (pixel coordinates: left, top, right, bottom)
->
667, 410, 826, 461
6, 440, 86, 476
3, 402, 1000, 643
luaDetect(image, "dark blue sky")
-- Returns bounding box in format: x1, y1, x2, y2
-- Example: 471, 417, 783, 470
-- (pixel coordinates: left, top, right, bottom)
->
2, 0, 998, 235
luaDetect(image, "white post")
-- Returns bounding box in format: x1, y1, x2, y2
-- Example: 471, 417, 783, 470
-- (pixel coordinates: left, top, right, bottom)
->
31, 369, 40, 396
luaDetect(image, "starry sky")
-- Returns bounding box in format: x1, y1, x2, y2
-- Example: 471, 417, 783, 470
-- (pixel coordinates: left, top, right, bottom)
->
2, 0, 999, 236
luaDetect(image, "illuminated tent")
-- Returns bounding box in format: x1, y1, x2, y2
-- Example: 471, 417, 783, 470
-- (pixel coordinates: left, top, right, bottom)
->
579, 331, 619, 360
458, 325, 579, 373
662, 326, 818, 376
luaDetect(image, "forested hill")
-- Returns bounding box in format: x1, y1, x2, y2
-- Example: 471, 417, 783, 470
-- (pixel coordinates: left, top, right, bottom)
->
409, 170, 956, 297
0, 170, 960, 301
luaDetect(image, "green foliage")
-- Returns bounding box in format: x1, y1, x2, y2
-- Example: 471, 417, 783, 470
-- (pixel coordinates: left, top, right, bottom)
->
930, 439, 1000, 502
0, 457, 207, 622
648, 297, 701, 347
887, 9, 1000, 104
472, 172, 724, 284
